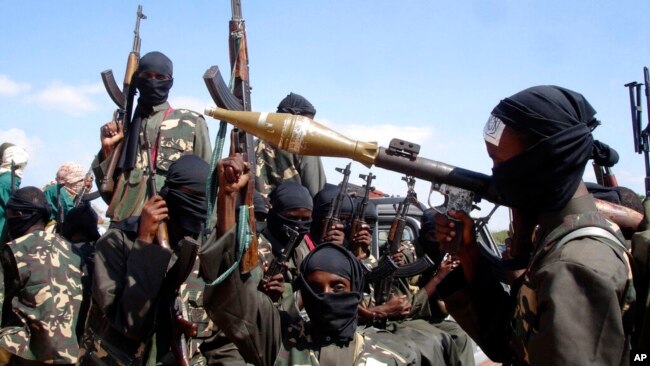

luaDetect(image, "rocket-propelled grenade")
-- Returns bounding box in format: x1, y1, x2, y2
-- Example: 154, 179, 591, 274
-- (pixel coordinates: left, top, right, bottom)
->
204, 107, 500, 204
204, 107, 379, 167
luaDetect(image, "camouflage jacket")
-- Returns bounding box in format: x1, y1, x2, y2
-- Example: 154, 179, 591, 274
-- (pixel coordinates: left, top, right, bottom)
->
93, 102, 212, 221
201, 227, 417, 366
0, 230, 82, 363
254, 139, 326, 198
441, 195, 633, 366
258, 231, 311, 299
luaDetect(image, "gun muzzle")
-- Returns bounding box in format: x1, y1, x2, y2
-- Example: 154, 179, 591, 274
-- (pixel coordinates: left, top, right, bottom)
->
204, 107, 379, 166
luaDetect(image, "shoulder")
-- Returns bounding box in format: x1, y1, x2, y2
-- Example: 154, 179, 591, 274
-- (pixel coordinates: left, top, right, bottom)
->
554, 236, 628, 278
95, 228, 133, 253
165, 108, 206, 125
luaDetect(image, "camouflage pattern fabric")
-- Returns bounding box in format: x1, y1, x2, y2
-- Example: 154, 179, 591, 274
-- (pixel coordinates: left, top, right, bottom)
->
93, 102, 211, 222
257, 232, 310, 299
179, 261, 215, 366
254, 139, 326, 198
0, 230, 82, 363
510, 207, 632, 365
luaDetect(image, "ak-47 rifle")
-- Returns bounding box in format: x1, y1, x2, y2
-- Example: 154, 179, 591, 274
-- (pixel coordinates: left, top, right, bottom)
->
203, 0, 258, 274
370, 176, 417, 328
626, 76, 650, 197
348, 172, 376, 255
73, 167, 94, 207
141, 128, 170, 250
321, 163, 352, 242
99, 5, 146, 200
262, 225, 300, 282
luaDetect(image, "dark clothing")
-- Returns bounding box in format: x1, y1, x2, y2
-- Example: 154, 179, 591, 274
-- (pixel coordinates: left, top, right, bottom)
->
439, 195, 632, 365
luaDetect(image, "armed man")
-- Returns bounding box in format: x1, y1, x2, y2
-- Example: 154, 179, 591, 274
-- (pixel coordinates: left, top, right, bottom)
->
94, 51, 211, 224
0, 186, 83, 365
435, 85, 634, 365
82, 155, 209, 365
199, 154, 418, 365
43, 162, 93, 231
255, 93, 326, 197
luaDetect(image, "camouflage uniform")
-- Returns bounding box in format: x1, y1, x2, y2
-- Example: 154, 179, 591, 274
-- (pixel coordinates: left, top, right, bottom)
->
0, 230, 82, 364
201, 227, 417, 366
440, 195, 633, 365
93, 102, 212, 222
258, 231, 311, 299
254, 139, 326, 198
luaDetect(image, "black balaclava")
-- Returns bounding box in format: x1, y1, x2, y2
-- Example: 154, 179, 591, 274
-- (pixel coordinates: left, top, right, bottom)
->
135, 51, 174, 107
488, 85, 599, 212
299, 242, 365, 344
120, 51, 174, 171
6, 186, 51, 240
311, 184, 354, 244
264, 182, 313, 254
276, 92, 316, 116
62, 203, 100, 242
159, 155, 208, 236
417, 207, 444, 265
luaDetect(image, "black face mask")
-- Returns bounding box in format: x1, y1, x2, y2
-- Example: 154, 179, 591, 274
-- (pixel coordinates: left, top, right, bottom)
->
267, 212, 312, 244
136, 77, 173, 107
490, 129, 587, 213
7, 213, 43, 240
299, 276, 361, 343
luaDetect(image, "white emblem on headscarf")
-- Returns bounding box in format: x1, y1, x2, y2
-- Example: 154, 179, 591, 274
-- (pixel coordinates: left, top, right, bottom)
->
484, 115, 506, 146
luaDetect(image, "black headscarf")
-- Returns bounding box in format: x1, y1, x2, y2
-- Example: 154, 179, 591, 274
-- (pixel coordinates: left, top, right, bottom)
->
120, 51, 174, 171
276, 92, 316, 116
6, 187, 51, 240
159, 155, 208, 235
299, 242, 365, 344
62, 203, 100, 242
264, 182, 313, 253
310, 184, 354, 243
489, 85, 599, 212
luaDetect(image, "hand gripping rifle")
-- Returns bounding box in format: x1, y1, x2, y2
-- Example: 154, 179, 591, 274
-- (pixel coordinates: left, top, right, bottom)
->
99, 5, 146, 197
262, 225, 300, 283
203, 0, 258, 274
348, 172, 376, 256
320, 163, 352, 242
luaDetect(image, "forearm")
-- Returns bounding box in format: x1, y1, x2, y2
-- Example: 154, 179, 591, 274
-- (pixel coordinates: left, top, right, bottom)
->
217, 191, 237, 237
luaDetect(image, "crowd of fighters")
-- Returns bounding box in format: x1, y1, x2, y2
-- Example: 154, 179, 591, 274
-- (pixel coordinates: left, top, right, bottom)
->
0, 51, 647, 366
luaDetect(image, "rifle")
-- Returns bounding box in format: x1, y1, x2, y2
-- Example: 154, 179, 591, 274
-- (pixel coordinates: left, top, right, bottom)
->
262, 225, 300, 282
9, 160, 16, 194
73, 167, 94, 207
320, 163, 352, 242
99, 5, 146, 198
348, 172, 376, 256
141, 127, 171, 250
203, 0, 258, 274
626, 75, 650, 197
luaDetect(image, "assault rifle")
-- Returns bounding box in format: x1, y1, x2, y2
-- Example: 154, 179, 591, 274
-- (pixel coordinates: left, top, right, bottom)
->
370, 177, 427, 327
625, 69, 650, 197
349, 172, 376, 257
262, 225, 300, 283
203, 0, 258, 274
320, 163, 352, 242
99, 5, 146, 199
73, 167, 95, 207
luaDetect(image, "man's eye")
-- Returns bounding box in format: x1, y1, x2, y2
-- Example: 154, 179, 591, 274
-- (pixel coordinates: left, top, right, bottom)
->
332, 283, 346, 293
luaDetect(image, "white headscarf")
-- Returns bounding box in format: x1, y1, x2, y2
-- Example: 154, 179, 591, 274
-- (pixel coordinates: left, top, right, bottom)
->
0, 145, 29, 178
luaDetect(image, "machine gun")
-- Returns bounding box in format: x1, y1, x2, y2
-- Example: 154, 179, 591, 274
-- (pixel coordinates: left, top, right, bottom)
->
625, 69, 650, 197
320, 163, 352, 242
99, 5, 146, 200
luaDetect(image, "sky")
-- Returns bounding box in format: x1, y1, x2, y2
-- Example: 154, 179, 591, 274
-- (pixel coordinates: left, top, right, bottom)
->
1, 0, 650, 231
